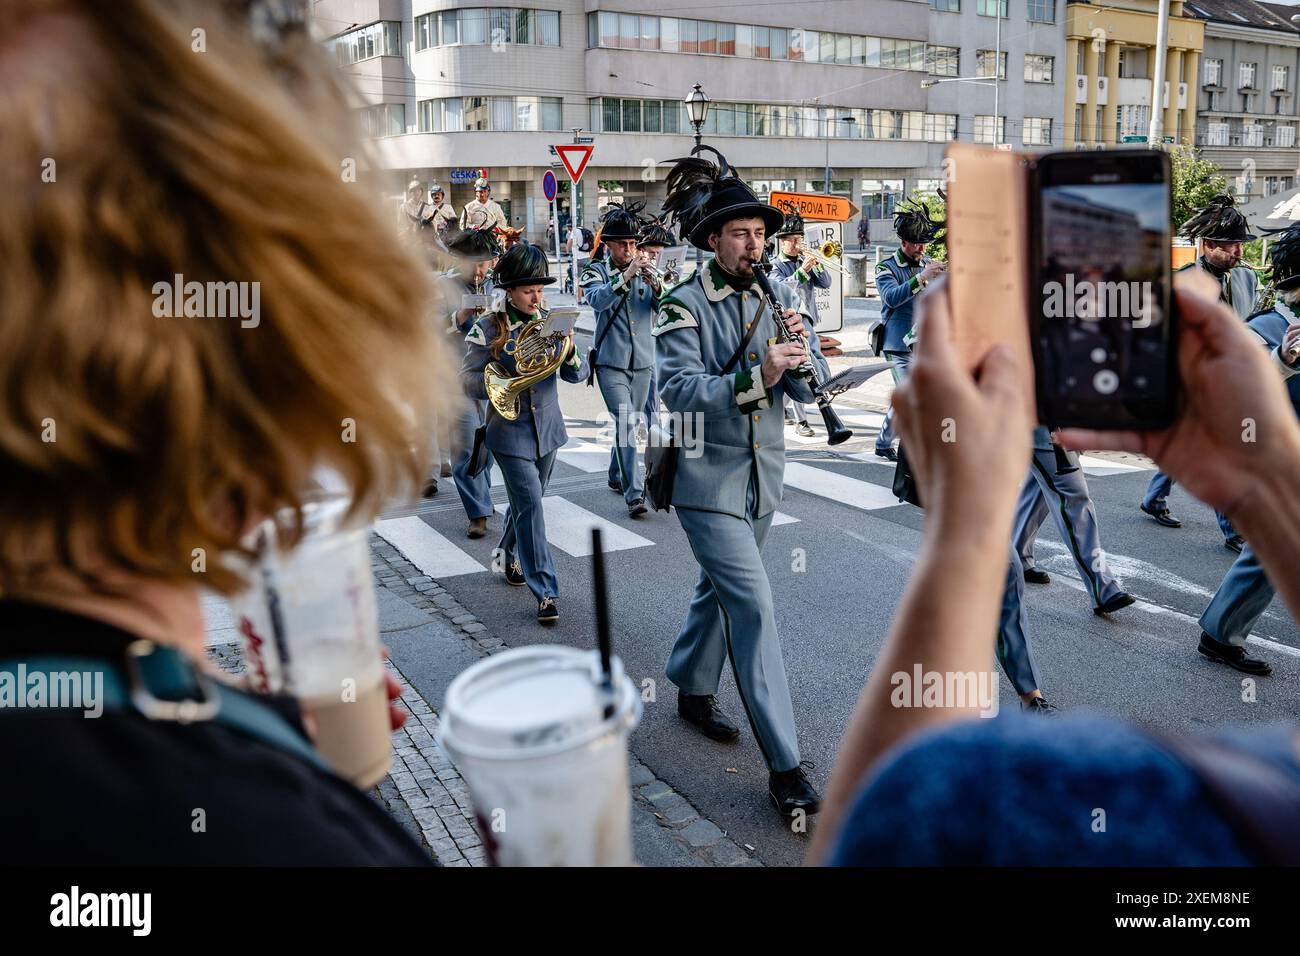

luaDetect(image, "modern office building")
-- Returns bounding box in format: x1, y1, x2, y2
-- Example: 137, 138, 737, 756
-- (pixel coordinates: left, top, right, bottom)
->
1186, 0, 1300, 201
1063, 0, 1205, 148
312, 0, 1079, 241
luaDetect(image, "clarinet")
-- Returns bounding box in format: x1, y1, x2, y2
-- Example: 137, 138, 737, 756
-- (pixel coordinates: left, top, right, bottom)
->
750, 256, 853, 446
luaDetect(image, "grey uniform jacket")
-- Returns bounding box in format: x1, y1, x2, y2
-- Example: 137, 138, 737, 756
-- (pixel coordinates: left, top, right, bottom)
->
460, 305, 586, 460
653, 258, 829, 520
772, 254, 831, 327
1247, 303, 1300, 416
1177, 257, 1259, 321
580, 253, 657, 370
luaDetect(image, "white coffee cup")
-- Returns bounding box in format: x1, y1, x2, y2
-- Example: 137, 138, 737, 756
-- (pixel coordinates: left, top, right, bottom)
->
438, 645, 642, 866
230, 494, 391, 790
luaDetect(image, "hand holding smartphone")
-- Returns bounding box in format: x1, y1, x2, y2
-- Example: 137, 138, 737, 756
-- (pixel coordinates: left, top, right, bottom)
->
945, 144, 1179, 431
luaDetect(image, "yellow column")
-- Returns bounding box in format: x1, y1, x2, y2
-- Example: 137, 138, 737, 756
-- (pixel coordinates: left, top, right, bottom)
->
1084, 37, 1100, 144
1102, 40, 1121, 145
1182, 49, 1201, 145
1164, 48, 1183, 145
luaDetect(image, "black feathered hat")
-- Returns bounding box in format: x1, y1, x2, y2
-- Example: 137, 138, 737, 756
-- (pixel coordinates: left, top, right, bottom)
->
775, 207, 806, 238
491, 240, 556, 288
637, 217, 676, 248
1267, 224, 1300, 292
661, 146, 784, 250
893, 193, 946, 244
597, 200, 646, 240
1181, 193, 1256, 242
444, 227, 502, 263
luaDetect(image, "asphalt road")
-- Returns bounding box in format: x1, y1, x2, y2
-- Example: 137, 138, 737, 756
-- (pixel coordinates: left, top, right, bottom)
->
381, 301, 1300, 867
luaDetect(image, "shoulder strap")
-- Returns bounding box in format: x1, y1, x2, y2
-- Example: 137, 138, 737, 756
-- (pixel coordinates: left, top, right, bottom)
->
592, 266, 632, 355
722, 296, 768, 375
0, 652, 328, 771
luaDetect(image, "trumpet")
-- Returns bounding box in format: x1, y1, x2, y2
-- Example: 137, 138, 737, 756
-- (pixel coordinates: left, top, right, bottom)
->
794, 239, 852, 277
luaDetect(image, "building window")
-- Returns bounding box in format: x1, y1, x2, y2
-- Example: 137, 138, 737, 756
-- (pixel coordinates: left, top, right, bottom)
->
332, 21, 403, 65
619, 13, 638, 49
622, 99, 641, 132
661, 18, 679, 52
1204, 122, 1229, 146
699, 20, 717, 55
415, 13, 436, 51
754, 25, 770, 58
360, 103, 404, 137
861, 180, 905, 219
641, 16, 660, 50
719, 23, 736, 56
1278, 125, 1297, 148
976, 50, 1007, 80
737, 24, 753, 58
771, 27, 789, 60
1208, 90, 1221, 111
460, 9, 488, 45
1243, 123, 1264, 147
1204, 58, 1222, 85
1024, 53, 1054, 83
915, 179, 944, 195
977, 0, 1007, 15
679, 19, 698, 54
930, 0, 960, 10
927, 45, 959, 77
1026, 0, 1054, 22
538, 10, 559, 45
1074, 106, 1083, 140
1240, 62, 1257, 89
1273, 64, 1289, 92
601, 97, 621, 132
974, 114, 1004, 144
924, 113, 958, 141
1023, 117, 1052, 145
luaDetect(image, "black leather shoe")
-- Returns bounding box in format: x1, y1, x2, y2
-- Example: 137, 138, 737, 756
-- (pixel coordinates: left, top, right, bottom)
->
875, 446, 898, 462
1198, 633, 1271, 676
1023, 568, 1051, 585
1140, 502, 1181, 527
1020, 695, 1059, 716
1224, 535, 1245, 554
440, 462, 453, 478
677, 692, 740, 742
1094, 592, 1136, 615
608, 479, 622, 494
505, 562, 525, 587
537, 597, 559, 624
769, 767, 822, 818
420, 479, 438, 499
628, 499, 648, 518
466, 517, 488, 539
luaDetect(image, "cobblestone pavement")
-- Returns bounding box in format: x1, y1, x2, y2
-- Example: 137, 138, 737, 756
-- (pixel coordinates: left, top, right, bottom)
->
207, 534, 761, 867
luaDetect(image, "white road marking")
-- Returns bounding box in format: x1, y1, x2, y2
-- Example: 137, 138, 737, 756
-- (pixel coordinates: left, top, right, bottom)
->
375, 516, 487, 578
494, 497, 653, 556
783, 462, 903, 511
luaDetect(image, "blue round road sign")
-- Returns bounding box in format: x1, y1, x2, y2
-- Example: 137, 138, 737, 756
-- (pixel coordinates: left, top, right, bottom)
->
542, 170, 557, 202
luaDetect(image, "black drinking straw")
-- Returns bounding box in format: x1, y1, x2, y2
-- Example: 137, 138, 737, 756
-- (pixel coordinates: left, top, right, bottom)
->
591, 528, 615, 718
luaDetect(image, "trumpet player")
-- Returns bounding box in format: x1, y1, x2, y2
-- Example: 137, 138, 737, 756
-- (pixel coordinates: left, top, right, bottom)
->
772, 210, 831, 438
580, 203, 657, 517
637, 219, 679, 434
443, 227, 502, 538
461, 242, 585, 625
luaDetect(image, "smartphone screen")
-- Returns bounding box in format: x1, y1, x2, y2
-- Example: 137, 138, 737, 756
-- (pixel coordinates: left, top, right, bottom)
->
1029, 150, 1178, 430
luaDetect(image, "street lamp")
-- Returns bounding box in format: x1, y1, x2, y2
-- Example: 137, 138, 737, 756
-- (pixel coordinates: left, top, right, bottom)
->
825, 116, 857, 193
684, 83, 710, 151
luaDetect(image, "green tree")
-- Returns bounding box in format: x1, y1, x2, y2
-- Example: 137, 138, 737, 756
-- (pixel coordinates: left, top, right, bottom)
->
1170, 144, 1228, 234
906, 187, 947, 262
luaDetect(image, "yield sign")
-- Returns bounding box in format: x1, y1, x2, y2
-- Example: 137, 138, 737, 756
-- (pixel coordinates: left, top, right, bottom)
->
554, 144, 594, 183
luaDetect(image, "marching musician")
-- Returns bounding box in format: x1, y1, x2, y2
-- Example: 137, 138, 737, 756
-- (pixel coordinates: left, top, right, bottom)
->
772, 209, 831, 438
580, 203, 657, 517
460, 176, 507, 233
428, 183, 457, 235
443, 227, 502, 538
873, 197, 946, 462
1140, 194, 1257, 549
636, 218, 678, 434
655, 147, 830, 820
461, 242, 585, 625
1195, 224, 1300, 678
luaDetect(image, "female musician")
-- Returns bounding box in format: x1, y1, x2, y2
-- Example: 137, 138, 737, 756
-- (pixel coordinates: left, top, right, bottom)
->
460, 242, 585, 624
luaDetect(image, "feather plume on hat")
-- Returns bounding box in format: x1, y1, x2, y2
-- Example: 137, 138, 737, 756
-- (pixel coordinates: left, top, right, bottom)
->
893, 190, 946, 244
1180, 193, 1256, 242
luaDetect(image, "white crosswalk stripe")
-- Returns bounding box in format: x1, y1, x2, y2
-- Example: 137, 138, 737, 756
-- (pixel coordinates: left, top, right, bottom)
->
1079, 455, 1148, 477
494, 497, 653, 556
556, 437, 613, 473
782, 462, 903, 511
375, 516, 487, 577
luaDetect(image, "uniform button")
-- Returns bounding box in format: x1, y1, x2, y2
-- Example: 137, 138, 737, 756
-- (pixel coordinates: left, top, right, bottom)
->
752, 414, 759, 422
749, 352, 757, 360
753, 442, 760, 449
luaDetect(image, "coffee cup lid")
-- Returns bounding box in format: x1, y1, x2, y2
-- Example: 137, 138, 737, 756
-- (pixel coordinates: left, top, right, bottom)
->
439, 645, 638, 760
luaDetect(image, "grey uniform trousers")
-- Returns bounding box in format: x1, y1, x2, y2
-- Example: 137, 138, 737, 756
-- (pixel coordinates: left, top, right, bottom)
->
666, 480, 801, 773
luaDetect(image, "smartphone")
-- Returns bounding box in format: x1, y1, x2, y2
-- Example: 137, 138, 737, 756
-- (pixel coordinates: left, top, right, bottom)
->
1027, 149, 1179, 431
